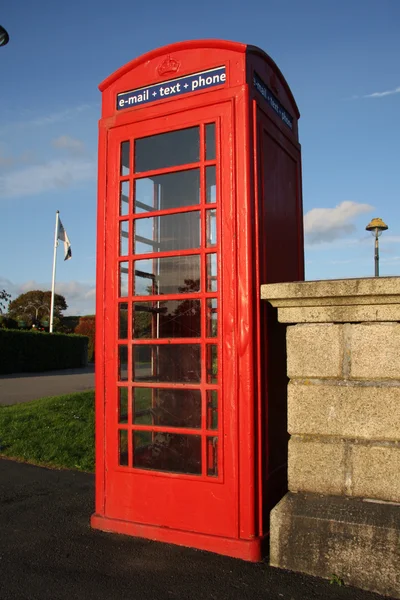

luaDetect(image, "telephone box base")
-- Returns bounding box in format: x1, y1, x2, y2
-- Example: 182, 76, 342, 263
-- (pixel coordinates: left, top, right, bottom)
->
91, 514, 265, 562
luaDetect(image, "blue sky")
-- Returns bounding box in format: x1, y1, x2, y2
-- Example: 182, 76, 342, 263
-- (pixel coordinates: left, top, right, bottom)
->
0, 0, 399, 314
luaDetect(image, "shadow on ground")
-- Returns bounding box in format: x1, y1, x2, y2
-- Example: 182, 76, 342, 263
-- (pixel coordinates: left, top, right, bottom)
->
0, 458, 392, 600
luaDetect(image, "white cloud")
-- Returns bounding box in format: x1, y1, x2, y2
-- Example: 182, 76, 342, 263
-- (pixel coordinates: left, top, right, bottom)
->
54, 281, 95, 315
52, 135, 85, 156
17, 104, 95, 129
0, 154, 15, 168
350, 86, 400, 100
304, 201, 373, 245
381, 256, 400, 265
0, 149, 40, 170
28, 104, 93, 127
328, 259, 358, 265
0, 104, 99, 136
379, 236, 400, 244
363, 86, 400, 99
0, 277, 95, 316
0, 157, 96, 199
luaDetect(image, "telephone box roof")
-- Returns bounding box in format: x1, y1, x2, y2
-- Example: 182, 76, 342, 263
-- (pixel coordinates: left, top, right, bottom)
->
99, 39, 300, 119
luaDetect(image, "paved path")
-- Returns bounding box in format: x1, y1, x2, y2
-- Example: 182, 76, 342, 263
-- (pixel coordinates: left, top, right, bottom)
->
0, 365, 95, 405
0, 458, 391, 600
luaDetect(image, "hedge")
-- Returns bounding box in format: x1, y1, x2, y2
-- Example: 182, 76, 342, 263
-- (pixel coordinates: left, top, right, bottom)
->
0, 329, 89, 375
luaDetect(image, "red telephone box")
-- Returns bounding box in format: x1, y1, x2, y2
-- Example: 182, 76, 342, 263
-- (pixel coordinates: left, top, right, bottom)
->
91, 39, 304, 561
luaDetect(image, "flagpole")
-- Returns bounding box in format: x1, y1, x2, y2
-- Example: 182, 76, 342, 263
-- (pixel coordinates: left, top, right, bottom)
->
49, 210, 59, 333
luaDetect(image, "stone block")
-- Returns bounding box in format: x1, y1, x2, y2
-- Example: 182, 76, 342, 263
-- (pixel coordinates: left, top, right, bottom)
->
288, 437, 345, 494
262, 277, 400, 305
277, 304, 400, 323
288, 382, 400, 441
270, 492, 400, 599
287, 324, 343, 378
351, 445, 400, 503
350, 323, 400, 379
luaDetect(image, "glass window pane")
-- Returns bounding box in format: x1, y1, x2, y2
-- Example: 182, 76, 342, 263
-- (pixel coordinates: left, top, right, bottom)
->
135, 127, 199, 173
119, 303, 128, 339
206, 299, 217, 338
135, 170, 200, 213
120, 180, 130, 216
120, 141, 130, 176
133, 300, 201, 338
119, 262, 129, 297
207, 344, 217, 383
120, 221, 129, 256
205, 124, 216, 161
207, 390, 218, 430
119, 429, 129, 466
133, 431, 201, 475
206, 209, 216, 247
207, 436, 218, 477
133, 388, 201, 428
206, 166, 216, 203
133, 344, 200, 383
134, 256, 200, 296
134, 212, 200, 255
118, 345, 128, 381
119, 388, 128, 423
206, 254, 217, 292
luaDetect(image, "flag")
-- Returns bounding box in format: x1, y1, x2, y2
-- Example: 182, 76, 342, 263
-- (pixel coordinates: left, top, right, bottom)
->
58, 218, 72, 261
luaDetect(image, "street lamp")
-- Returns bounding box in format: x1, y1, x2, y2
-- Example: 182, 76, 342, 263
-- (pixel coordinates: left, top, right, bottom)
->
0, 25, 9, 47
24, 302, 51, 325
366, 217, 388, 277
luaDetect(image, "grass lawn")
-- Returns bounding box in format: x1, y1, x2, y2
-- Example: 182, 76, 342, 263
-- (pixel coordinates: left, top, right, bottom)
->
0, 391, 95, 472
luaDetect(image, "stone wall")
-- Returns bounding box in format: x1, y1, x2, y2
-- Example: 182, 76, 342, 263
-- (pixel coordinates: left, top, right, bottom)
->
261, 278, 400, 599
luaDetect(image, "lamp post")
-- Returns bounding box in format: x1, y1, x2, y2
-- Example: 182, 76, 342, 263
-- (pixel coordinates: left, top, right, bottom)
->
366, 218, 388, 277
24, 302, 51, 326
0, 25, 9, 47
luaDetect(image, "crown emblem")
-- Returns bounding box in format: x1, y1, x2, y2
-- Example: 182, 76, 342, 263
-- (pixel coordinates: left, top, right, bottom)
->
157, 55, 180, 76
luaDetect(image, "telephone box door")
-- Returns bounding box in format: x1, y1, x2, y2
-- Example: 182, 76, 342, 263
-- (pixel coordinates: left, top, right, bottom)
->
103, 102, 238, 538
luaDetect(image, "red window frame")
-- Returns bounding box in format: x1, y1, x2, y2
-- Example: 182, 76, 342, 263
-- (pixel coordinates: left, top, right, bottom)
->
115, 118, 223, 481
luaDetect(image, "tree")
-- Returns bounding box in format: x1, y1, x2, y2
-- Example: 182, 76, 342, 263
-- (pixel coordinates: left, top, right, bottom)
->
75, 316, 95, 362
8, 290, 67, 326
0, 289, 11, 314
58, 315, 80, 333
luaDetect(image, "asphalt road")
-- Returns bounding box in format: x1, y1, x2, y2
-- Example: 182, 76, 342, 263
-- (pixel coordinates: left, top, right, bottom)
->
0, 458, 392, 600
0, 365, 95, 405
